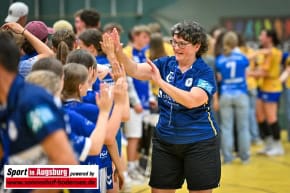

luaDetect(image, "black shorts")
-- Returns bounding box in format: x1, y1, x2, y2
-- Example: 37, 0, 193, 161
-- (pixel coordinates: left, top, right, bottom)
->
149, 135, 221, 190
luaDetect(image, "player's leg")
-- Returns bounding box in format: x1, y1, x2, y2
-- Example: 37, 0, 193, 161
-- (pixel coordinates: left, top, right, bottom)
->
234, 94, 250, 163
219, 95, 234, 163
256, 91, 269, 139
189, 190, 212, 193
152, 189, 176, 193
149, 137, 184, 193
124, 108, 144, 182
264, 95, 284, 156
248, 89, 260, 144
185, 137, 220, 193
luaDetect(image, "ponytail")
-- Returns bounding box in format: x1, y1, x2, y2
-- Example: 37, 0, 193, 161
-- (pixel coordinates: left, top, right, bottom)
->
51, 29, 76, 64
57, 41, 70, 64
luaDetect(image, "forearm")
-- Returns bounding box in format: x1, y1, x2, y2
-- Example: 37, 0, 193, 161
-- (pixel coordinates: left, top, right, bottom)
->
121, 92, 130, 122
159, 80, 206, 108
107, 142, 123, 173
115, 50, 138, 77
23, 30, 53, 58
105, 104, 123, 145
280, 69, 289, 83
89, 111, 110, 155
115, 50, 152, 80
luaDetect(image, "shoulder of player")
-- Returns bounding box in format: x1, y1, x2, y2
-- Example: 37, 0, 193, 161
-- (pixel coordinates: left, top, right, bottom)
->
193, 57, 214, 74
19, 82, 55, 108
154, 56, 175, 66
78, 102, 99, 113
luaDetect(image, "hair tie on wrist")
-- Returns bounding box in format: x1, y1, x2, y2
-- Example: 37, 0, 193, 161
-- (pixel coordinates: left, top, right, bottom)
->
21, 28, 26, 35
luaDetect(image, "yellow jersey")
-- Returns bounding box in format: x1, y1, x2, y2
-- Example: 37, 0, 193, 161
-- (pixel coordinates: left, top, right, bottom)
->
286, 57, 290, 89
257, 47, 282, 92
239, 46, 257, 90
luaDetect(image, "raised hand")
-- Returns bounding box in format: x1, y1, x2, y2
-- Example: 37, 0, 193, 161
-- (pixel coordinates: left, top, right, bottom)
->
88, 66, 98, 87
100, 33, 115, 57
147, 59, 163, 86
111, 62, 126, 82
2, 22, 25, 34
111, 28, 123, 52
96, 83, 113, 113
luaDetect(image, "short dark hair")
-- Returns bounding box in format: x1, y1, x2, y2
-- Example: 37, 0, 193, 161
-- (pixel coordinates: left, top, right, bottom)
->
80, 9, 101, 28
32, 57, 64, 78
0, 31, 20, 73
103, 23, 123, 34
66, 49, 96, 69
264, 29, 280, 46
79, 29, 103, 54
22, 37, 47, 55
171, 21, 208, 57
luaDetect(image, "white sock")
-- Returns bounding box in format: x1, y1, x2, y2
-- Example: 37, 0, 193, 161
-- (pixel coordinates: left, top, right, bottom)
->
133, 160, 139, 168
128, 161, 135, 171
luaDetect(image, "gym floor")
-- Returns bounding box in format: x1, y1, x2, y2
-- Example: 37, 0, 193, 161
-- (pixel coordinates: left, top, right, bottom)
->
131, 131, 290, 193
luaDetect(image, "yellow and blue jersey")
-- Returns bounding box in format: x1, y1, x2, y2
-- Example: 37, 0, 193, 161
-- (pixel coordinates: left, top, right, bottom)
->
257, 47, 282, 92
216, 50, 249, 95
153, 56, 219, 144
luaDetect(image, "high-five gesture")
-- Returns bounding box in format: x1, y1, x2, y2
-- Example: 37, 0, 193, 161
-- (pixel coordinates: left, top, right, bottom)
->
101, 33, 115, 57
96, 83, 113, 113
147, 59, 163, 86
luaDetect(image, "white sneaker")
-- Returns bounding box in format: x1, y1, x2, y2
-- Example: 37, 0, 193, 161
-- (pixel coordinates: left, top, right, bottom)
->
128, 169, 145, 183
257, 137, 273, 154
266, 141, 284, 156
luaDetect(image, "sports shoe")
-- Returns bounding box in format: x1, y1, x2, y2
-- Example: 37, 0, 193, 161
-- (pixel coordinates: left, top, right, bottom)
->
257, 137, 273, 155
128, 169, 145, 183
265, 141, 284, 156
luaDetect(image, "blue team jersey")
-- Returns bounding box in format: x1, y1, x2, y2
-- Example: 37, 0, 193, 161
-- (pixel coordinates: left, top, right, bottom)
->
63, 100, 112, 168
132, 47, 151, 109
0, 76, 68, 193
153, 56, 219, 144
4, 76, 67, 162
64, 110, 95, 162
216, 50, 249, 95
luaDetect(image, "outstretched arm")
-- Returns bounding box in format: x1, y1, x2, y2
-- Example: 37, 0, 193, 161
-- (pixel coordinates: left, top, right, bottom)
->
101, 31, 152, 80
88, 84, 112, 155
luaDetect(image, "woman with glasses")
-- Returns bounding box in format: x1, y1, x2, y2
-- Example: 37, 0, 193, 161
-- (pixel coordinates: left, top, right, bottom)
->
101, 20, 221, 193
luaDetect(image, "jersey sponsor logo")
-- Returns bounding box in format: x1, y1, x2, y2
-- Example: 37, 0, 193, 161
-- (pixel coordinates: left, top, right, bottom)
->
166, 72, 174, 83
100, 150, 108, 159
185, 78, 193, 87
27, 106, 55, 133
197, 79, 214, 94
224, 77, 244, 84
8, 121, 18, 141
